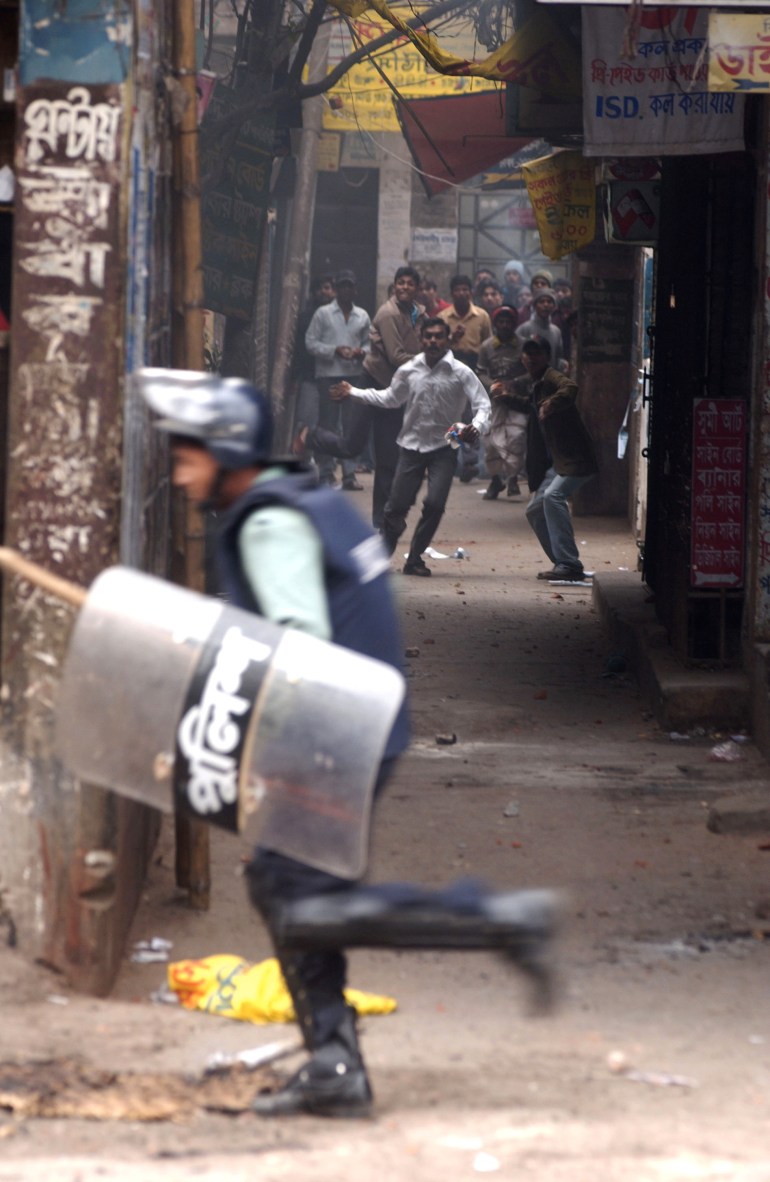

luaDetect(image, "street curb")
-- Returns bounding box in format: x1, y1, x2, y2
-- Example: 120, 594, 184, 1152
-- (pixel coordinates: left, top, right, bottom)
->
707, 793, 770, 835
592, 572, 750, 730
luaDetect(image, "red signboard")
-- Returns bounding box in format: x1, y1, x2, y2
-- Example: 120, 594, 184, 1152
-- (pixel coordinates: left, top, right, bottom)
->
691, 398, 746, 587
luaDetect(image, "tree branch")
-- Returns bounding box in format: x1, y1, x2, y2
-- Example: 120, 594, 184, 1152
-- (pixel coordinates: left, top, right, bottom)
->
299, 0, 473, 98
204, 0, 474, 135
287, 0, 329, 88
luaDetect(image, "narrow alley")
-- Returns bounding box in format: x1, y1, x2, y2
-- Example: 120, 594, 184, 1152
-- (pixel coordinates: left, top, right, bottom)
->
1, 479, 768, 1180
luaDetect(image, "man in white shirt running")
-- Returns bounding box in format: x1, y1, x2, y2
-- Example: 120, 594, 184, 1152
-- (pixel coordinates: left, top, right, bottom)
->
332, 318, 490, 577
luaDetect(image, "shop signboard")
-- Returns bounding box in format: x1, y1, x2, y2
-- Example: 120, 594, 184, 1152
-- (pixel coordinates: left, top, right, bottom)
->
410, 227, 458, 263
691, 399, 746, 588
579, 277, 634, 364
708, 14, 770, 92
582, 6, 745, 156
605, 180, 660, 244
199, 90, 273, 321
521, 151, 596, 261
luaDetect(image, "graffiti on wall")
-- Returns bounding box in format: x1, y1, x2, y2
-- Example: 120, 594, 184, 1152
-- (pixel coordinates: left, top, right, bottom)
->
11, 83, 124, 576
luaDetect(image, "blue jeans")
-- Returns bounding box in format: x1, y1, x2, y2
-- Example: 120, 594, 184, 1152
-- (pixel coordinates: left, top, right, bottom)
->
525, 468, 594, 572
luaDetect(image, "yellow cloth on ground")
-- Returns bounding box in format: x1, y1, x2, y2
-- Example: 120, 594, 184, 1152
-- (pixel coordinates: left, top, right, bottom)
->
167, 955, 397, 1024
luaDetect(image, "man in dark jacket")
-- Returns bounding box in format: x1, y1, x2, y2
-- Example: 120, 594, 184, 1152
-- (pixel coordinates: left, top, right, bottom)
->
520, 339, 598, 581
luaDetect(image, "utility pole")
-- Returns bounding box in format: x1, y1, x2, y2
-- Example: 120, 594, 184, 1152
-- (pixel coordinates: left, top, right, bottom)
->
171, 0, 210, 912
270, 12, 333, 449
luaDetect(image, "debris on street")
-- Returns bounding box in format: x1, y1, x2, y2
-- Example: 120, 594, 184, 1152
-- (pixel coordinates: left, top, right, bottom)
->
709, 740, 744, 762
167, 954, 397, 1024
0, 1058, 276, 1121
131, 937, 173, 964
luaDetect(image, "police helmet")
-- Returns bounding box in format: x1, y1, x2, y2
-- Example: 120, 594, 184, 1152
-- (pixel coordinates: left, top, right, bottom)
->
136, 368, 273, 469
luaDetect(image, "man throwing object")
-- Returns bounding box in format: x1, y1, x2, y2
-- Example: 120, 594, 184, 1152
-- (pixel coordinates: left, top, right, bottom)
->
520, 338, 598, 582
333, 318, 490, 577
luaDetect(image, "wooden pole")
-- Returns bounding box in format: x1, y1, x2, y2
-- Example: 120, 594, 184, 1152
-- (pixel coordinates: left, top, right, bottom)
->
0, 547, 87, 609
270, 15, 333, 449
172, 0, 210, 912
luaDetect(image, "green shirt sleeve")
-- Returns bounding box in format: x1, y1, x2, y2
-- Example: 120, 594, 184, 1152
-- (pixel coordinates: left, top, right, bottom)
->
237, 504, 332, 642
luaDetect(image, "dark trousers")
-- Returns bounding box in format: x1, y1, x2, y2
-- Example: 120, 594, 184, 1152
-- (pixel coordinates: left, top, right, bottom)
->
245, 758, 397, 1049
311, 391, 404, 528
381, 444, 458, 565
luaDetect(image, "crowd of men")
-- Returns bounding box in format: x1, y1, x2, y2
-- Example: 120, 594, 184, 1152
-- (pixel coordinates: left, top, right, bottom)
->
294, 262, 593, 583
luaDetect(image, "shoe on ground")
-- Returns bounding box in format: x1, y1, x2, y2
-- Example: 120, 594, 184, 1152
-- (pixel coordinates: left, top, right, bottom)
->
252, 1009, 372, 1119
342, 475, 364, 491
291, 424, 310, 459
483, 475, 505, 501
506, 478, 521, 497
544, 565, 585, 582
403, 557, 431, 577
459, 470, 478, 484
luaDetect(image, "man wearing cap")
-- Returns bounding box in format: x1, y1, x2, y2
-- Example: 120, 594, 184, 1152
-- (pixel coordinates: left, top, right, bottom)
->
529, 267, 554, 296
502, 259, 527, 309
516, 287, 564, 373
477, 305, 528, 500
304, 270, 370, 490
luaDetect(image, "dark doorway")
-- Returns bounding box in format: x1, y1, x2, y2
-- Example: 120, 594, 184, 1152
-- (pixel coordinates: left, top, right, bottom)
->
310, 169, 379, 318
644, 151, 755, 662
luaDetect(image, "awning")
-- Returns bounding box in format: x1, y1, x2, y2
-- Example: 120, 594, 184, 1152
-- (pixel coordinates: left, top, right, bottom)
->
394, 89, 534, 197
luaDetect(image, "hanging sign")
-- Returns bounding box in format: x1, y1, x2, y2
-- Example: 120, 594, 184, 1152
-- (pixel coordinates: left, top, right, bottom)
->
199, 90, 273, 321
605, 181, 660, 244
582, 6, 745, 157
521, 151, 596, 261
323, 6, 496, 134
708, 14, 770, 92
325, 2, 580, 92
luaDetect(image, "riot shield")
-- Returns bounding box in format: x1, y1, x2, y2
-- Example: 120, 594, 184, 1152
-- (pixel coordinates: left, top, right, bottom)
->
55, 567, 405, 879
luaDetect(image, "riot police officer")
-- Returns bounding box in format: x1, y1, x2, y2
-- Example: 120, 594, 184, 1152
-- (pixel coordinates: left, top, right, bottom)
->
141, 370, 409, 1117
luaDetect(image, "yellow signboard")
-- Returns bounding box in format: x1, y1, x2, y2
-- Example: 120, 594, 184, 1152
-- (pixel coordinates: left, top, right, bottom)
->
708, 13, 770, 92
323, 5, 580, 134
521, 152, 596, 262
326, 1, 581, 92
323, 11, 496, 134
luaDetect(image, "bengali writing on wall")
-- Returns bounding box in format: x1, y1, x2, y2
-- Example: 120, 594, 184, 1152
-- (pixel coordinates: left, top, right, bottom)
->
691, 398, 746, 588
11, 83, 125, 567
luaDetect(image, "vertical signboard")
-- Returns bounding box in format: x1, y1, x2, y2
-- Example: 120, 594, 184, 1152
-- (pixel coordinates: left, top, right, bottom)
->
691, 399, 746, 587
199, 90, 273, 321
579, 276, 634, 364
759, 152, 770, 632
521, 151, 596, 261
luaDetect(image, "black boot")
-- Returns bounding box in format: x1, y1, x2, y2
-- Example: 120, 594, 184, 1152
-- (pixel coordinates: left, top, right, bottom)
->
483, 475, 505, 500
252, 1005, 373, 1118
